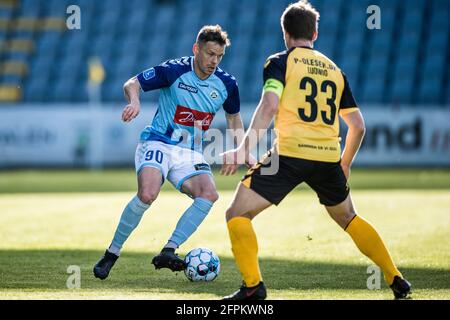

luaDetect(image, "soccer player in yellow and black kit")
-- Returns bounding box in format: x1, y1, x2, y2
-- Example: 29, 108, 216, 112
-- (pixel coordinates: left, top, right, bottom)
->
220, 1, 411, 300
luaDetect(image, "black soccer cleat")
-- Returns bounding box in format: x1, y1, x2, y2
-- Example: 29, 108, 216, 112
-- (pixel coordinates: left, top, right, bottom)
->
390, 276, 412, 299
151, 248, 186, 272
93, 250, 119, 280
223, 281, 267, 300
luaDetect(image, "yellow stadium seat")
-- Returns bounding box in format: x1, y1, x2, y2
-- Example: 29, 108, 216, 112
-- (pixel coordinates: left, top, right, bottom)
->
0, 61, 28, 76
0, 85, 21, 102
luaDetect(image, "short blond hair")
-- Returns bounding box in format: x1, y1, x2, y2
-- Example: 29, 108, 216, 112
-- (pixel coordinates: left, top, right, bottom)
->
281, 0, 320, 40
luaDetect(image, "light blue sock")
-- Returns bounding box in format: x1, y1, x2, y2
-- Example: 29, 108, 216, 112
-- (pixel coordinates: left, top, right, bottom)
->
168, 197, 213, 247
109, 195, 150, 255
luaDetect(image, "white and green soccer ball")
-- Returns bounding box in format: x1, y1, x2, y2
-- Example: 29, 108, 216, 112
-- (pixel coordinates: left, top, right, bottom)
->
184, 247, 220, 282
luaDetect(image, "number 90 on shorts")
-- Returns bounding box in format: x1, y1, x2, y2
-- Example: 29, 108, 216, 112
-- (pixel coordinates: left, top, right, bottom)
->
135, 140, 211, 190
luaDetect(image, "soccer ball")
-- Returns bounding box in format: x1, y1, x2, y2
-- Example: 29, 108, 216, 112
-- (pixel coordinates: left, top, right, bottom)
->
183, 247, 220, 282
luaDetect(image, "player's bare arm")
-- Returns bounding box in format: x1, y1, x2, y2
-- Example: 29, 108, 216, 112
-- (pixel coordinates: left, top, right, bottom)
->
340, 110, 366, 179
122, 76, 141, 122
221, 91, 279, 172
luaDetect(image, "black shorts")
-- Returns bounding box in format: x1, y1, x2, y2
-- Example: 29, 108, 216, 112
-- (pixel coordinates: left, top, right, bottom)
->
241, 150, 350, 206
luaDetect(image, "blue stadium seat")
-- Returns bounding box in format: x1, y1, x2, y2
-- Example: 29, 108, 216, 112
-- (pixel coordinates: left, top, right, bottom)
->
418, 74, 444, 104
430, 9, 449, 30
431, 0, 450, 11
402, 8, 424, 31
36, 32, 61, 54
362, 72, 386, 103
316, 34, 336, 58
88, 33, 115, 66
390, 55, 416, 105
366, 53, 389, 77
341, 29, 365, 59
4, 51, 30, 63
234, 1, 259, 34
399, 0, 426, 12
59, 32, 88, 57
378, 6, 396, 31
426, 31, 448, 51
0, 31, 6, 43
340, 60, 359, 90
93, 11, 121, 35
347, 3, 369, 29
18, 0, 41, 17
43, 0, 71, 16
54, 54, 84, 83
1, 74, 22, 85
318, 8, 339, 36
111, 51, 139, 81
398, 30, 420, 53
0, 8, 13, 19
96, 0, 123, 13
153, 6, 175, 36
446, 82, 450, 105
321, 0, 343, 12
30, 54, 54, 75
103, 77, 127, 102
50, 75, 77, 101
23, 73, 50, 102
370, 29, 393, 51
11, 0, 450, 106
423, 49, 446, 74
201, 0, 233, 29
9, 28, 35, 39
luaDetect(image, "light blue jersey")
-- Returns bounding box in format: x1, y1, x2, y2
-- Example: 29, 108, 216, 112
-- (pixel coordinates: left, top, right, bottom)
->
136, 56, 240, 151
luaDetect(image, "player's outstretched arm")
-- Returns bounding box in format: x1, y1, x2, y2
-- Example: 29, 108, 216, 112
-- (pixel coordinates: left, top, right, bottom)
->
240, 91, 279, 154
340, 110, 366, 179
122, 76, 141, 122
220, 91, 279, 174
221, 113, 257, 176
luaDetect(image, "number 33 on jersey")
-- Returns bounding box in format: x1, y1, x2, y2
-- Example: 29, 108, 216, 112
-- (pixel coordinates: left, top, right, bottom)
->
263, 46, 359, 163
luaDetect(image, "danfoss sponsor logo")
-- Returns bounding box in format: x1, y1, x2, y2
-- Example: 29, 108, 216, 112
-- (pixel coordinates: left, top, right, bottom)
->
174, 105, 214, 131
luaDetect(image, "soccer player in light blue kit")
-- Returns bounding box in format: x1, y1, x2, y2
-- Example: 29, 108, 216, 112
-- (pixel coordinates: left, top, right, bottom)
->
93, 25, 248, 279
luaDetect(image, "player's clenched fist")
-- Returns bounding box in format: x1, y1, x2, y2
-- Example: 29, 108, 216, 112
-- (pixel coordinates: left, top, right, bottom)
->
122, 102, 140, 122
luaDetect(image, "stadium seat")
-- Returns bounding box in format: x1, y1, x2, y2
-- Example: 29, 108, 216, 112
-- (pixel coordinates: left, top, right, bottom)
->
402, 8, 424, 32
362, 72, 386, 104
0, 7, 13, 19
23, 73, 49, 101
446, 82, 450, 105
50, 75, 77, 101
17, 0, 41, 17
398, 30, 420, 53
418, 74, 444, 104
366, 54, 389, 80
399, 0, 426, 13
42, 0, 71, 16
4, 0, 446, 107
390, 55, 416, 105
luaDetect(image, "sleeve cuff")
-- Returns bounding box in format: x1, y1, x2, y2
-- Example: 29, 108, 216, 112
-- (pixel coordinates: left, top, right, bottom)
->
339, 107, 359, 115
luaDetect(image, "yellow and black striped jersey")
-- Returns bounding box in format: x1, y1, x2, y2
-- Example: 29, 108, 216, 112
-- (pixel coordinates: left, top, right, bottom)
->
263, 46, 359, 162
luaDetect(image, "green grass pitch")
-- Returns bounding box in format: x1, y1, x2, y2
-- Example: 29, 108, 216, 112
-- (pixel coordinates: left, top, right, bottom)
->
0, 169, 449, 299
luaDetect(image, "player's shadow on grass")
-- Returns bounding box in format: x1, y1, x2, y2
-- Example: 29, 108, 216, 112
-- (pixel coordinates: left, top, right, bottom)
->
1, 249, 449, 297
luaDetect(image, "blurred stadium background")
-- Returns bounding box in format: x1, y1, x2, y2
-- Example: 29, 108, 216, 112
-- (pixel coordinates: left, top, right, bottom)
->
0, 0, 449, 104
0, 0, 449, 168
0, 0, 449, 300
